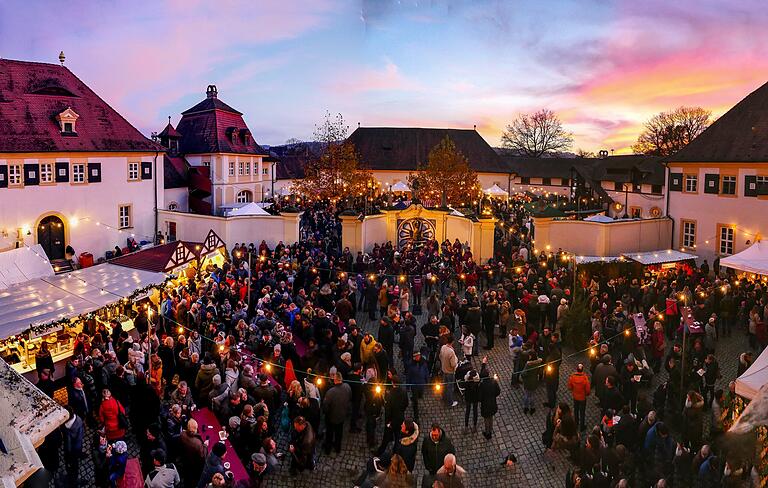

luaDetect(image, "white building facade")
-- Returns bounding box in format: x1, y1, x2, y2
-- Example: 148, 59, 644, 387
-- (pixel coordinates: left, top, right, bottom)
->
0, 59, 163, 263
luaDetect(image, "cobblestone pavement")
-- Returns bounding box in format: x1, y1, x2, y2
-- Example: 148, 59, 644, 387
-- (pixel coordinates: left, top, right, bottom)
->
52, 306, 751, 488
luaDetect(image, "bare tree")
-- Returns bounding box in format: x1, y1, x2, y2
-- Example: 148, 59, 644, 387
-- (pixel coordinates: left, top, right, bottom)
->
293, 112, 372, 203
501, 109, 573, 157
576, 148, 596, 158
632, 106, 711, 156
284, 137, 304, 145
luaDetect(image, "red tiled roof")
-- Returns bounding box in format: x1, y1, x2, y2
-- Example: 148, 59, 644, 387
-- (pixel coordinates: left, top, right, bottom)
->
176, 87, 267, 156
158, 122, 181, 139
111, 241, 201, 273
164, 155, 189, 189
0, 59, 162, 153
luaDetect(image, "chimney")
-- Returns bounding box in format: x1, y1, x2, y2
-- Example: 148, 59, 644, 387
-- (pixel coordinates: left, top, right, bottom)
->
206, 85, 218, 99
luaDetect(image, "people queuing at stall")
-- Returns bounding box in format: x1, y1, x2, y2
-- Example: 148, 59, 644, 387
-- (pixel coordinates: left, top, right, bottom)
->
34, 199, 766, 488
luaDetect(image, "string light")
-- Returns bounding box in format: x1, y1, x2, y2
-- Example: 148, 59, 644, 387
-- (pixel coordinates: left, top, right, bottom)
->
374, 384, 382, 394
434, 383, 442, 392
315, 377, 323, 386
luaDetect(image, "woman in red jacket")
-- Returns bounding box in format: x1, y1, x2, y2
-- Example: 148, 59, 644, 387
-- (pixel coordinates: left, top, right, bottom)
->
98, 388, 126, 441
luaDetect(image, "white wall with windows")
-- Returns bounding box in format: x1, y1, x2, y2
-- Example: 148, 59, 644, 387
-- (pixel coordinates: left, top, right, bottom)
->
668, 164, 768, 264
0, 154, 163, 259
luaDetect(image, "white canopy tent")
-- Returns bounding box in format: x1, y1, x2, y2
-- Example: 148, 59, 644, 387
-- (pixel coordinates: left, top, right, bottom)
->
224, 202, 271, 217
391, 181, 411, 192
584, 214, 614, 223
277, 186, 293, 196
573, 255, 623, 264
623, 249, 698, 265
484, 184, 509, 198
721, 241, 768, 276
0, 245, 54, 290
0, 263, 166, 338
736, 346, 768, 400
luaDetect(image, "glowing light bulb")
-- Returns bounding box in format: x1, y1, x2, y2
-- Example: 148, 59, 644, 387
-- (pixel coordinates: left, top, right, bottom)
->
219, 345, 224, 352
375, 385, 382, 394
624, 329, 630, 336
589, 347, 596, 356
315, 378, 323, 386
178, 326, 184, 334
434, 383, 442, 392
265, 363, 272, 372
546, 365, 553, 373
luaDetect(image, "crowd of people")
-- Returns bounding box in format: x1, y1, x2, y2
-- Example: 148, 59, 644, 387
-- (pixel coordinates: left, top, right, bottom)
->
32, 200, 765, 488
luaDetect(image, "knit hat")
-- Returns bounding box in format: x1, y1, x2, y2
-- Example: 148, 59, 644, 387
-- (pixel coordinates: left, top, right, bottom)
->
113, 440, 128, 454
251, 452, 267, 465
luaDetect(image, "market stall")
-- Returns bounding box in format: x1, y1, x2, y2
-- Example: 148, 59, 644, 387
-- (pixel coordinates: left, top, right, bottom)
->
622, 249, 698, 277
721, 240, 768, 276
0, 263, 166, 377
727, 347, 768, 485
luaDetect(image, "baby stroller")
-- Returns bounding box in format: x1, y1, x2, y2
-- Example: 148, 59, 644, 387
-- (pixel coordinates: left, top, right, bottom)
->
454, 358, 472, 400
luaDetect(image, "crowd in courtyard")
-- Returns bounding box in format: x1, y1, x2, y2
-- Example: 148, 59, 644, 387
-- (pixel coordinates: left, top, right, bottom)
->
32, 199, 766, 488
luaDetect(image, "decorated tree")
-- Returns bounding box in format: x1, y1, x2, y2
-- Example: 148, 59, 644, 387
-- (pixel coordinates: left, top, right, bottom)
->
409, 136, 480, 207
293, 112, 372, 204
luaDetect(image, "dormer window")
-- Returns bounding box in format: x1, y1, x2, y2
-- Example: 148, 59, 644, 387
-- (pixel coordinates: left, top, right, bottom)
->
56, 107, 79, 135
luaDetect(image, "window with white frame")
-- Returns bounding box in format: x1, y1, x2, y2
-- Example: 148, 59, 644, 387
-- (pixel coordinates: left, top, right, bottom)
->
128, 162, 140, 181
721, 175, 736, 195
8, 164, 22, 186
40, 163, 53, 183
684, 174, 698, 192
682, 220, 696, 248
263, 167, 269, 175
72, 163, 86, 183
238, 161, 245, 176
236, 190, 252, 203
718, 226, 734, 255
229, 161, 235, 176
118, 204, 132, 229
245, 162, 251, 175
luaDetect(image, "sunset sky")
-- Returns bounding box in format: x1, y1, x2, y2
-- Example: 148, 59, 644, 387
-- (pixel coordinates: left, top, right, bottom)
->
1, 0, 766, 153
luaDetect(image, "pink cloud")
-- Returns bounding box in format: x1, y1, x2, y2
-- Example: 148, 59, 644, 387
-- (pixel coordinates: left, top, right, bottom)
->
329, 60, 422, 94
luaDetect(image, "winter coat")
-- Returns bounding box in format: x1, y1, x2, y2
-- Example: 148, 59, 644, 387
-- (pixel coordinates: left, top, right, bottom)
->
522, 358, 543, 391
322, 382, 351, 425
421, 428, 455, 475
393, 422, 420, 472
62, 414, 85, 455
439, 345, 458, 374
463, 373, 480, 404
98, 396, 126, 441
405, 358, 429, 394
384, 386, 409, 424
464, 307, 482, 335
360, 338, 378, 366
197, 452, 225, 488
479, 376, 501, 417
567, 372, 591, 401
194, 363, 220, 401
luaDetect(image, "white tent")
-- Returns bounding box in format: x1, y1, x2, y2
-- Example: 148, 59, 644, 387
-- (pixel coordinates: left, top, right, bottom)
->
0, 263, 166, 338
584, 214, 614, 223
391, 181, 411, 192
225, 202, 271, 217
736, 345, 768, 400
484, 184, 509, 198
721, 241, 768, 276
0, 245, 54, 290
623, 249, 698, 265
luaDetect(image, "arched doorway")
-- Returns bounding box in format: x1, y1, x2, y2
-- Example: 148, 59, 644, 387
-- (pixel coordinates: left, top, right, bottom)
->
38, 215, 65, 260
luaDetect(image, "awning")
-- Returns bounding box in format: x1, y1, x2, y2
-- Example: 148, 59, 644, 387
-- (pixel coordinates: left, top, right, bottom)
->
574, 255, 623, 264
391, 181, 410, 192
583, 214, 614, 223
736, 345, 768, 400
622, 249, 698, 265
112, 241, 200, 273
224, 202, 271, 216
0, 245, 54, 290
720, 241, 768, 276
0, 263, 166, 338
484, 184, 509, 197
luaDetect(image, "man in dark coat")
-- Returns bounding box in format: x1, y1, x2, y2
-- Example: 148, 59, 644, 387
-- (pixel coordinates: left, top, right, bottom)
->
479, 364, 501, 439
375, 375, 409, 456
421, 424, 456, 482
378, 318, 395, 365
393, 419, 420, 472
62, 406, 84, 487
289, 416, 316, 475
322, 372, 351, 455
